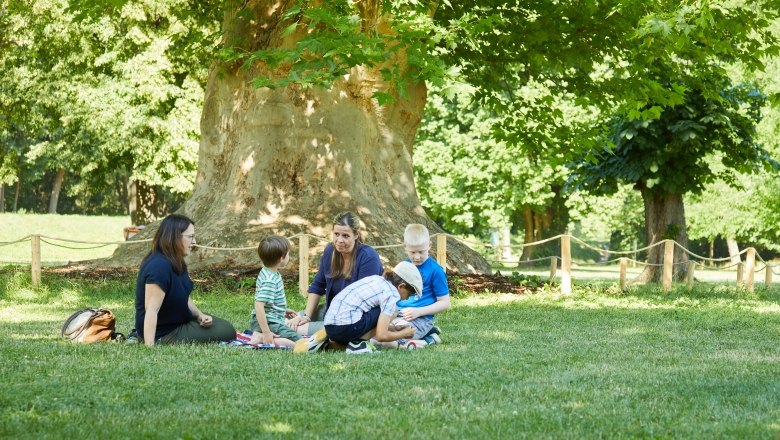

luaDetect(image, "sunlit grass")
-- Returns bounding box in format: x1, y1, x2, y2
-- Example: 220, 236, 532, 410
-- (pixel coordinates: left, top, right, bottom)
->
0, 273, 778, 438
0, 213, 130, 264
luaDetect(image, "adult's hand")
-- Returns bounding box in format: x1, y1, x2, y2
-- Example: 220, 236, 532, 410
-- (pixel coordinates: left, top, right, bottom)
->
286, 315, 307, 330
197, 314, 213, 328
401, 326, 416, 339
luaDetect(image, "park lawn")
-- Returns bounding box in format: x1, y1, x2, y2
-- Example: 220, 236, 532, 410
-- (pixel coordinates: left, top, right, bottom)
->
1, 269, 779, 439
0, 213, 130, 265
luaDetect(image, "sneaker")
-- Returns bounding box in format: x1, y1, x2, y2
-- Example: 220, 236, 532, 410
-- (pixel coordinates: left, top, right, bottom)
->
293, 329, 329, 353
126, 328, 139, 344
346, 339, 378, 355
423, 333, 441, 345
425, 326, 441, 337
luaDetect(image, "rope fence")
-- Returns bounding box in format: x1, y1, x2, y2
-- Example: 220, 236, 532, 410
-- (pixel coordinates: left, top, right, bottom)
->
4, 231, 779, 293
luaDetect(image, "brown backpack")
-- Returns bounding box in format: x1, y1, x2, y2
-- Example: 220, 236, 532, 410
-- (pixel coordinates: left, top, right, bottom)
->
61, 308, 119, 343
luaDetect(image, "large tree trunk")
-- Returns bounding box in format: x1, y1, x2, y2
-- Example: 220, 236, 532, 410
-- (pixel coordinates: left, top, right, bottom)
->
48, 167, 65, 214
635, 185, 689, 283
110, 1, 489, 272
519, 207, 536, 261
127, 179, 158, 225
13, 179, 19, 212
518, 186, 569, 265
726, 237, 741, 265
0, 184, 4, 213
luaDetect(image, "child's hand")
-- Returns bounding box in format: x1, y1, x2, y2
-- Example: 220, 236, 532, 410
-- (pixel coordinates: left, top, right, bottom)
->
400, 308, 421, 321
263, 332, 275, 345
285, 309, 297, 319
401, 327, 416, 339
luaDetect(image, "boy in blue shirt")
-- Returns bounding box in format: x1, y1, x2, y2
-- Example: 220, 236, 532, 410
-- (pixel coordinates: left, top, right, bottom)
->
376, 224, 450, 349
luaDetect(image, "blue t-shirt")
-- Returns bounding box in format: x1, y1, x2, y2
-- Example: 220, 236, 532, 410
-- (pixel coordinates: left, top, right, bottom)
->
135, 253, 194, 340
308, 242, 383, 307
397, 257, 449, 320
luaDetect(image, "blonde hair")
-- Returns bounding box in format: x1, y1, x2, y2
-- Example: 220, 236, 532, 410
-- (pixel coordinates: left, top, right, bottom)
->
328, 211, 362, 279
403, 224, 429, 247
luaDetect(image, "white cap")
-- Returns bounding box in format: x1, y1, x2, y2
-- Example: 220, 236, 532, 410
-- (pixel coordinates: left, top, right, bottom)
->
392, 261, 423, 296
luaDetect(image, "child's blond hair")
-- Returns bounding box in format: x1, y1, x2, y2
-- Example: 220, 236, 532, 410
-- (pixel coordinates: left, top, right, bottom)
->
403, 224, 430, 247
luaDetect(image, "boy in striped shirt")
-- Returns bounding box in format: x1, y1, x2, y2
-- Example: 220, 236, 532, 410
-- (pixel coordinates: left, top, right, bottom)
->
248, 236, 304, 347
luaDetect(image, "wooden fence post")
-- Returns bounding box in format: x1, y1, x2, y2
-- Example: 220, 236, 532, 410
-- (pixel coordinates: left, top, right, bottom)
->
745, 248, 756, 292
686, 261, 696, 289
31, 235, 41, 287
436, 234, 447, 270
736, 263, 743, 288
766, 265, 773, 288
561, 234, 572, 295
549, 257, 557, 280
298, 235, 309, 298
662, 239, 674, 293
619, 257, 627, 290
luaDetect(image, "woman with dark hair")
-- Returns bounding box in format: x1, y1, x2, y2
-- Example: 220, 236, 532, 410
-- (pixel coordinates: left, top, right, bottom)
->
293, 211, 383, 336
134, 214, 235, 346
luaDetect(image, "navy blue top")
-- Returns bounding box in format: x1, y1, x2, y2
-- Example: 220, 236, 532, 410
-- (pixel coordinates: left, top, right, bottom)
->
308, 242, 383, 307
135, 252, 194, 340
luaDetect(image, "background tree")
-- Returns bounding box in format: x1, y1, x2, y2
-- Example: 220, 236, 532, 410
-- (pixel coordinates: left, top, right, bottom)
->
414, 87, 571, 263
569, 80, 776, 282
7, 0, 776, 271
117, 1, 780, 270
0, 0, 218, 219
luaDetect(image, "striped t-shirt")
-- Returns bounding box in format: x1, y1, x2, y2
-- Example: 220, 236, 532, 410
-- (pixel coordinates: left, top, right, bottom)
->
252, 267, 286, 323
324, 275, 400, 326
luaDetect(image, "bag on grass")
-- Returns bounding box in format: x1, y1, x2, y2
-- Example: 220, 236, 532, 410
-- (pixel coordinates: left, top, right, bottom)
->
61, 308, 119, 343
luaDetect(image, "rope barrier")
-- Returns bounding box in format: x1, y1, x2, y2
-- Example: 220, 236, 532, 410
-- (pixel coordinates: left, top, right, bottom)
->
0, 235, 32, 247
39, 238, 114, 250
373, 243, 405, 250
624, 258, 647, 267
754, 253, 780, 268
5, 232, 780, 274
495, 256, 557, 265
569, 235, 663, 255
38, 235, 151, 245
573, 257, 625, 266
194, 244, 256, 251
673, 241, 748, 263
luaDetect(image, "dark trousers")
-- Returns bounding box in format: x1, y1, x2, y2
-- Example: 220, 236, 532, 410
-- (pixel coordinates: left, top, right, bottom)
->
160, 316, 235, 344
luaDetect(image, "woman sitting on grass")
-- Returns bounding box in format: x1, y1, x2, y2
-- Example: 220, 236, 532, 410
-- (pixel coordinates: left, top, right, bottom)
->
134, 214, 235, 346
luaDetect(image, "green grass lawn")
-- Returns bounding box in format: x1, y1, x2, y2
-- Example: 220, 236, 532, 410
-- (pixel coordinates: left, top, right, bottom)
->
0, 213, 131, 265
1, 269, 778, 439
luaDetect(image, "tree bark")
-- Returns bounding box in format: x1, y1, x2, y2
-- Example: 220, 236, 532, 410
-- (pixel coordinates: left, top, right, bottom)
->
726, 237, 741, 265
0, 184, 4, 213
635, 185, 689, 283
501, 225, 513, 261
130, 180, 157, 225
109, 1, 489, 271
128, 179, 137, 224
519, 206, 536, 261
48, 168, 65, 214
13, 179, 19, 212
